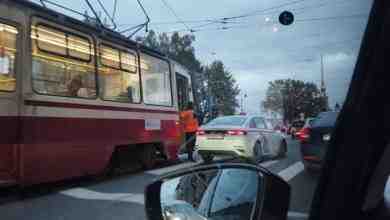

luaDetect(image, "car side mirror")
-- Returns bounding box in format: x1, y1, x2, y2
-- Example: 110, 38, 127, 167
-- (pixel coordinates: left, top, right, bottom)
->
145, 162, 290, 220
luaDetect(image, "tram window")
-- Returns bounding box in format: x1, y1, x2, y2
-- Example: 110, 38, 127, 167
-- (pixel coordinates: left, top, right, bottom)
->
121, 52, 137, 73
99, 66, 141, 103
99, 44, 141, 103
0, 23, 18, 92
68, 35, 91, 61
34, 25, 91, 61
31, 25, 96, 98
100, 44, 120, 69
36, 25, 66, 56
141, 54, 172, 106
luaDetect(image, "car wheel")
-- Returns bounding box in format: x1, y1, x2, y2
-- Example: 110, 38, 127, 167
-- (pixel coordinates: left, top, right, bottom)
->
200, 153, 214, 163
253, 141, 263, 163
278, 140, 287, 158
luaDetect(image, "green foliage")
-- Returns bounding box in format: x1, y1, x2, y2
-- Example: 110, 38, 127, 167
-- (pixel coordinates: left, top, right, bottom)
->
263, 79, 329, 122
205, 61, 240, 115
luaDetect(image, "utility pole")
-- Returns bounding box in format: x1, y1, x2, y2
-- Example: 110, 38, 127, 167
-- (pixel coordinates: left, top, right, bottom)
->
240, 93, 247, 114
320, 54, 326, 96
320, 54, 329, 111
240, 96, 244, 113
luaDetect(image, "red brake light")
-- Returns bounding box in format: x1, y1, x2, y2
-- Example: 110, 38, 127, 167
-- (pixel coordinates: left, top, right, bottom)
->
226, 130, 247, 136
297, 127, 310, 142
196, 130, 205, 136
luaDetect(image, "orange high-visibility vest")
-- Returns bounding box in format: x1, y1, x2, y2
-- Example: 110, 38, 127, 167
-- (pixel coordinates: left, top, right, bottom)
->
180, 110, 199, 133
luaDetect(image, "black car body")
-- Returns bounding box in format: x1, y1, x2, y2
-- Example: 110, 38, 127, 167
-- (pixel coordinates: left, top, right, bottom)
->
299, 111, 339, 171
289, 120, 305, 139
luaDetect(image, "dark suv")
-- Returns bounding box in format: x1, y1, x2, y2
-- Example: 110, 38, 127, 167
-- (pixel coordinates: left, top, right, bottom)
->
299, 111, 339, 171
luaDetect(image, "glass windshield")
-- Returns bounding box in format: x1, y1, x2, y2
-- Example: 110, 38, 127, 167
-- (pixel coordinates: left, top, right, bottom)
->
207, 116, 247, 126
2, 1, 374, 220
312, 111, 339, 127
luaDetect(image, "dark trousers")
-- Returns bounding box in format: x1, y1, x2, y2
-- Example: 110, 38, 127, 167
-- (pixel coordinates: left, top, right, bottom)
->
185, 132, 196, 160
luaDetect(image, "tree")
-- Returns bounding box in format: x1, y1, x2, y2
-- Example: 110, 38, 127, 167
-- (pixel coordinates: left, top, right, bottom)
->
262, 79, 329, 122
205, 61, 240, 116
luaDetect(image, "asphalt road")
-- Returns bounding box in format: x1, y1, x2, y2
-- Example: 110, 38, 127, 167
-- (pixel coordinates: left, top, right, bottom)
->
0, 138, 318, 220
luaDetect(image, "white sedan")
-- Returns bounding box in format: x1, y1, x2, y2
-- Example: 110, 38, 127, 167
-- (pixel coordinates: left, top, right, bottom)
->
196, 115, 287, 162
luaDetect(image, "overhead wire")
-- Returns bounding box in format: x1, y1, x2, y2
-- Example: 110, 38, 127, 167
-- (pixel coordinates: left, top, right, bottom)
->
112, 0, 118, 21
295, 13, 369, 22
96, 0, 117, 29
119, 0, 355, 34
218, 0, 308, 21
118, 0, 311, 28
120, 0, 151, 38
163, 12, 369, 34
160, 0, 192, 32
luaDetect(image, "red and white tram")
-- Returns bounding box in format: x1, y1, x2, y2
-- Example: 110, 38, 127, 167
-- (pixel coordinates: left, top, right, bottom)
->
0, 0, 194, 187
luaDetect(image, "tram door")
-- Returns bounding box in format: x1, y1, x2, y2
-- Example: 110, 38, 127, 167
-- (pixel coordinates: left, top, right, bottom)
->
176, 72, 190, 111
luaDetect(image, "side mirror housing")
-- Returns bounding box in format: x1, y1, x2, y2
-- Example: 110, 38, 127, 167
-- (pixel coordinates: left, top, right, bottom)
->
145, 162, 290, 220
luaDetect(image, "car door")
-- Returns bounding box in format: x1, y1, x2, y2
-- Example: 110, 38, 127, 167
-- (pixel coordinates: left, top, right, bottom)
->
245, 118, 262, 155
253, 117, 273, 156
264, 119, 282, 155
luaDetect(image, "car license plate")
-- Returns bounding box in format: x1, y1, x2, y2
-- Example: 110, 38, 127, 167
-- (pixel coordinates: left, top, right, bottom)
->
207, 134, 224, 140
323, 134, 331, 141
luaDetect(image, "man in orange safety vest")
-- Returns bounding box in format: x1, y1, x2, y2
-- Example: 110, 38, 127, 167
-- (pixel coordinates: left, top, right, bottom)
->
180, 102, 199, 161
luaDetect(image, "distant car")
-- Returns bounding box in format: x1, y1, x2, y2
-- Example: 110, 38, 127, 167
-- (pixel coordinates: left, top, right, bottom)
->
295, 117, 315, 137
298, 111, 339, 172
269, 119, 288, 134
196, 115, 287, 162
289, 119, 305, 139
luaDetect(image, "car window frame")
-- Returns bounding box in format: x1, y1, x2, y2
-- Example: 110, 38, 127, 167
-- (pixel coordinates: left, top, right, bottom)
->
254, 117, 266, 129
309, 2, 389, 220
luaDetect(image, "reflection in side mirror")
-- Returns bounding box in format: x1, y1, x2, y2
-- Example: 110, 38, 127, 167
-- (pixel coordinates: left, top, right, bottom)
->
145, 162, 291, 220
161, 168, 258, 220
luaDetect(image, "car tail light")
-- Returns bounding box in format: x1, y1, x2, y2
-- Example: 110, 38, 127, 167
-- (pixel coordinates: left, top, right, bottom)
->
226, 130, 247, 136
297, 127, 310, 142
196, 130, 205, 136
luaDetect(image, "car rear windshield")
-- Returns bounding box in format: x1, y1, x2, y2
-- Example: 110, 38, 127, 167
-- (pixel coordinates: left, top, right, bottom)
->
312, 112, 339, 127
207, 116, 247, 126
293, 121, 305, 127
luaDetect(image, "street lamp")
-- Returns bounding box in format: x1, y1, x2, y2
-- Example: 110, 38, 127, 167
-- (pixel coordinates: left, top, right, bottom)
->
240, 93, 247, 114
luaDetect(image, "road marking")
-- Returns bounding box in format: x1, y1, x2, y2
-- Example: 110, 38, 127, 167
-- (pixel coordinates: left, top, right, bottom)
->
145, 162, 197, 175
61, 161, 304, 206
147, 158, 281, 176
288, 212, 309, 219
60, 188, 144, 204
278, 161, 305, 182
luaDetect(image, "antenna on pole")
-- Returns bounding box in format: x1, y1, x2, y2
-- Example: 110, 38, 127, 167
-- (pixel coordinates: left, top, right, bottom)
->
320, 54, 326, 96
